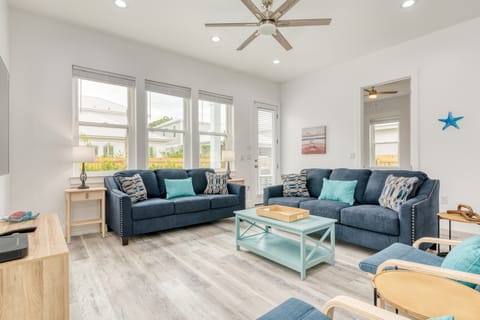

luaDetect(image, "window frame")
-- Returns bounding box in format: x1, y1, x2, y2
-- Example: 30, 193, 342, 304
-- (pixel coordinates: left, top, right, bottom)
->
72, 66, 136, 175
369, 118, 400, 168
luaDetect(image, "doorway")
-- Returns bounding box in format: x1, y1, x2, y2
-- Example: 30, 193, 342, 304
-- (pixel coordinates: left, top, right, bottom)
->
362, 79, 411, 169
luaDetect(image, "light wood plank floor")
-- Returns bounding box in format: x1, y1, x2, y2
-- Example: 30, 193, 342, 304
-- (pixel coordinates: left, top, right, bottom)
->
69, 218, 378, 320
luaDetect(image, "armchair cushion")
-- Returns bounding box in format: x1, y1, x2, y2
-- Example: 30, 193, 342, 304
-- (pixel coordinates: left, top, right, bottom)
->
359, 242, 443, 274
441, 234, 480, 288
257, 298, 328, 320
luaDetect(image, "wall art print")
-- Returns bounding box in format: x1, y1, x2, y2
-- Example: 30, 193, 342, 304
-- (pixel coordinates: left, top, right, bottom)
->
302, 126, 326, 155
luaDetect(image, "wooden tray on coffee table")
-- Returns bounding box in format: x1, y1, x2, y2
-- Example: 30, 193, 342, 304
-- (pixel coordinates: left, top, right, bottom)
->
256, 205, 309, 222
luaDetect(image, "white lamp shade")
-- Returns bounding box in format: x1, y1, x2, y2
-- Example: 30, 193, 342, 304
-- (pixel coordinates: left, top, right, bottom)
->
72, 146, 96, 163
222, 150, 235, 162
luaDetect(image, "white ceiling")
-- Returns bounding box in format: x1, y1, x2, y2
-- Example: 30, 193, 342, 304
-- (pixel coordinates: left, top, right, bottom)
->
9, 0, 480, 83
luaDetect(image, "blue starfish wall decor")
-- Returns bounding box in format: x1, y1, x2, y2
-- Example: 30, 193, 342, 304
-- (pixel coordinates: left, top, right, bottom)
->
438, 112, 464, 130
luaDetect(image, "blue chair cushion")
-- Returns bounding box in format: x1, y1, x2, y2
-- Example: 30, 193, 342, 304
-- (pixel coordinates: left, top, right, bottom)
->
257, 298, 328, 320
187, 168, 215, 194
199, 194, 240, 209
364, 170, 427, 205
359, 243, 444, 274
114, 170, 161, 198
329, 168, 371, 204
303, 168, 332, 198
300, 200, 350, 221
172, 196, 210, 214
341, 205, 399, 236
131, 198, 175, 220
154, 169, 189, 198
267, 197, 315, 208
441, 234, 480, 288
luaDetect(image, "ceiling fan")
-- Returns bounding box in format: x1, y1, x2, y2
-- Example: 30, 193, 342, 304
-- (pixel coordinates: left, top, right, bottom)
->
364, 87, 398, 99
205, 0, 332, 51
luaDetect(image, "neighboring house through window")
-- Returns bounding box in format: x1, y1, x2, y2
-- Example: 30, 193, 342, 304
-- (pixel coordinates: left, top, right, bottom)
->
370, 119, 400, 167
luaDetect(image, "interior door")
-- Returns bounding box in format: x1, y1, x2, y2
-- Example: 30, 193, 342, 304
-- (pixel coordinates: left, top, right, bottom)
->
254, 103, 279, 205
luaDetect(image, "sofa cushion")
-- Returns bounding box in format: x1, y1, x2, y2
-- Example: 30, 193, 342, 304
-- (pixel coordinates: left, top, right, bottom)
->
300, 200, 350, 221
131, 198, 175, 220
154, 169, 189, 198
257, 298, 328, 320
203, 172, 228, 195
379, 175, 419, 212
364, 170, 428, 205
319, 178, 357, 205
329, 168, 371, 203
187, 168, 215, 194
267, 197, 315, 208
199, 194, 240, 209
281, 171, 310, 197
341, 205, 399, 236
303, 168, 332, 198
114, 170, 161, 198
359, 242, 444, 274
172, 196, 210, 214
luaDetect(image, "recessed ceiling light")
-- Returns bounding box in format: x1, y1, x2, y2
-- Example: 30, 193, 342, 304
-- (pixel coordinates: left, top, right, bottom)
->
273, 59, 280, 64
401, 0, 416, 8
114, 0, 127, 9
211, 36, 221, 43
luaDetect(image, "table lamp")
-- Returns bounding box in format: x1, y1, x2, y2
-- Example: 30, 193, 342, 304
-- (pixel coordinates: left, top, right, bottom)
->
222, 150, 235, 179
73, 146, 96, 189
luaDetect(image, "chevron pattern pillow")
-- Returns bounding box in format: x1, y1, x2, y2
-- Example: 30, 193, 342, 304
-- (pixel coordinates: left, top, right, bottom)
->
117, 174, 148, 203
282, 170, 310, 197
204, 172, 229, 195
379, 175, 419, 212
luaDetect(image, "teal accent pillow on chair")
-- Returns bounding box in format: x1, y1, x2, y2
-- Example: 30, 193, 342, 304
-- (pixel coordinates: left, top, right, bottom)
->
318, 178, 357, 205
441, 234, 480, 288
165, 178, 196, 199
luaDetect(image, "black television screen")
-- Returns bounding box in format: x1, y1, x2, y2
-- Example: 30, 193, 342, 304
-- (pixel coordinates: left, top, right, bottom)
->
0, 56, 8, 175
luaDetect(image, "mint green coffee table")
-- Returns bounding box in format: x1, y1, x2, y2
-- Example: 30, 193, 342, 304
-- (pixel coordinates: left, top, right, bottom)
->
234, 208, 336, 280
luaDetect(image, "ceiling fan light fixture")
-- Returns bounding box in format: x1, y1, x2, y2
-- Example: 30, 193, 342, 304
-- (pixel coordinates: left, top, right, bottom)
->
369, 94, 377, 99
211, 36, 221, 43
273, 59, 280, 64
114, 0, 127, 8
259, 21, 276, 36
401, 0, 416, 8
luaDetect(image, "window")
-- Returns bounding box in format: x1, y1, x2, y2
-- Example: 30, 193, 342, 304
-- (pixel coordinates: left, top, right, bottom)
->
198, 91, 233, 169
370, 120, 400, 167
73, 66, 135, 172
146, 80, 191, 169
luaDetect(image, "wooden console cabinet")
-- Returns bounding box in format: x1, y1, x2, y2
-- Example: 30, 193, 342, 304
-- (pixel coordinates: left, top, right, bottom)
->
0, 213, 69, 320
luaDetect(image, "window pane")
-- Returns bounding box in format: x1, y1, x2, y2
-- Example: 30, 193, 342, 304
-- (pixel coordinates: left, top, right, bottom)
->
148, 131, 184, 169
373, 122, 399, 143
78, 79, 128, 125
372, 121, 399, 167
147, 91, 185, 130
79, 125, 127, 171
200, 135, 226, 169
199, 100, 227, 134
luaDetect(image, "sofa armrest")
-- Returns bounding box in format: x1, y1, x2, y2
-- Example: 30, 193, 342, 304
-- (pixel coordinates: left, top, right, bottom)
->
398, 179, 440, 248
263, 184, 283, 205
105, 178, 133, 239
228, 183, 246, 209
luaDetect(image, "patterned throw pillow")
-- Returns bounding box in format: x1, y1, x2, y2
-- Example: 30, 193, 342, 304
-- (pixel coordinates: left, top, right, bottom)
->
117, 174, 148, 203
379, 175, 419, 212
282, 170, 310, 197
204, 172, 229, 195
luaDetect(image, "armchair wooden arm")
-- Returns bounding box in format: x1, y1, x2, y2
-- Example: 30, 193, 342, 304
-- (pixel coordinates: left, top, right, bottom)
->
321, 295, 410, 320
412, 237, 461, 249
377, 259, 480, 286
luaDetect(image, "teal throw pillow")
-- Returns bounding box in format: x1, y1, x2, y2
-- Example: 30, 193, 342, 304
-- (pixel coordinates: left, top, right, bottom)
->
428, 316, 454, 320
441, 234, 480, 288
318, 178, 357, 205
165, 178, 196, 199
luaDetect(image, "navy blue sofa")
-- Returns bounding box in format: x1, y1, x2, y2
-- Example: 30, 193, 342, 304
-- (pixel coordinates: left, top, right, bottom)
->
105, 168, 246, 245
264, 168, 439, 251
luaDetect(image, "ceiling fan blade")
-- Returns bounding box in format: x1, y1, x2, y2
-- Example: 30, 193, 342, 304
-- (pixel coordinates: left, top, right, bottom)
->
237, 31, 259, 50
378, 91, 398, 94
271, 0, 301, 20
272, 30, 293, 51
205, 22, 259, 27
277, 18, 332, 27
241, 0, 265, 20
363, 89, 372, 93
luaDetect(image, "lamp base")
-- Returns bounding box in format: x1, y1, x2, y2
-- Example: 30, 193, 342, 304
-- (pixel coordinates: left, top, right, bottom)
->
226, 162, 232, 180
77, 185, 90, 190
78, 162, 90, 189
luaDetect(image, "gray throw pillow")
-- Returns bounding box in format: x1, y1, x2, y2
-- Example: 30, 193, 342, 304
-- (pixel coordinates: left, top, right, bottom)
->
117, 174, 148, 203
379, 175, 419, 212
204, 172, 229, 195
281, 170, 310, 197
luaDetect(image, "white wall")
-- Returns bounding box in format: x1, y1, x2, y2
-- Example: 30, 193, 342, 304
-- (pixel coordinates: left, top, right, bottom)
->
363, 94, 411, 169
0, 0, 9, 215
281, 17, 480, 233
9, 9, 280, 230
